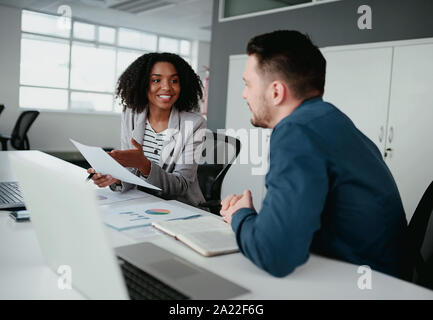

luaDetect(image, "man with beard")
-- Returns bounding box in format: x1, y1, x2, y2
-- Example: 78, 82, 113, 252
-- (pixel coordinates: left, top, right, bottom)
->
220, 30, 409, 280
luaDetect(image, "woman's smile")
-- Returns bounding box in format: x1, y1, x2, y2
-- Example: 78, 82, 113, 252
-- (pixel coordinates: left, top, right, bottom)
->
157, 94, 174, 103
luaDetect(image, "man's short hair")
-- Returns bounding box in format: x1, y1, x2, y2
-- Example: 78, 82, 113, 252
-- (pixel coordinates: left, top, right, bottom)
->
247, 30, 326, 99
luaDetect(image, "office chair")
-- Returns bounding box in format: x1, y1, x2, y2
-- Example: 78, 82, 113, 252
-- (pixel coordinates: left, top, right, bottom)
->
197, 130, 241, 215
407, 180, 433, 290
0, 110, 40, 150
0, 104, 4, 149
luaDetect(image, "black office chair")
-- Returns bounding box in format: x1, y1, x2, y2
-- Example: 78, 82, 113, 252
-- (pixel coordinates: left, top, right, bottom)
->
0, 105, 5, 145
407, 180, 433, 290
197, 130, 241, 215
0, 110, 40, 150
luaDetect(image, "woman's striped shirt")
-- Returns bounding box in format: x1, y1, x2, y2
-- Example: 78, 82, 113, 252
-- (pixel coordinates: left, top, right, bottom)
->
142, 119, 167, 164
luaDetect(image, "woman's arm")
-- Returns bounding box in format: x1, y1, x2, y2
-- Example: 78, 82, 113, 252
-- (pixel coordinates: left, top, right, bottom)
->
145, 115, 206, 196
109, 111, 137, 192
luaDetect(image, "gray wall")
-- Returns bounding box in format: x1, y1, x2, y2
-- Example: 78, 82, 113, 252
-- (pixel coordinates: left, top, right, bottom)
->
207, 0, 433, 130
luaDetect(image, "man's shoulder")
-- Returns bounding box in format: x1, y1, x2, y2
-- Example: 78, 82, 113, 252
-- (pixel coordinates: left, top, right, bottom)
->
271, 99, 355, 153
277, 99, 352, 136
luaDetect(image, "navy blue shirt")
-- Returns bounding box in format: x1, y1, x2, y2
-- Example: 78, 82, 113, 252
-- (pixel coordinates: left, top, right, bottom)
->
232, 97, 408, 278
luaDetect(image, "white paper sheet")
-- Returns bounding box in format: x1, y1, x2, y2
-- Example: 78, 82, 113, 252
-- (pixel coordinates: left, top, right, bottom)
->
120, 225, 163, 241
95, 188, 149, 205
101, 201, 201, 231
70, 139, 160, 190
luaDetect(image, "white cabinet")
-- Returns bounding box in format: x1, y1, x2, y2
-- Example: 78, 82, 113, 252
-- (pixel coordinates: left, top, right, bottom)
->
385, 43, 433, 221
322, 39, 433, 221
223, 39, 433, 221
322, 47, 393, 152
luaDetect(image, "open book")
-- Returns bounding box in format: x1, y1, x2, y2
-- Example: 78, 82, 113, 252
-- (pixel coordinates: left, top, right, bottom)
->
152, 216, 239, 257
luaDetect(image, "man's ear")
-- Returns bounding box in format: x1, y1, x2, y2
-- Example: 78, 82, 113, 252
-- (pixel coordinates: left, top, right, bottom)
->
270, 80, 287, 106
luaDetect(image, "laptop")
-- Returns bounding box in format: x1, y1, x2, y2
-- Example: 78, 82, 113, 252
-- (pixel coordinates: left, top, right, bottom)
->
0, 181, 25, 210
0, 151, 25, 210
9, 153, 249, 300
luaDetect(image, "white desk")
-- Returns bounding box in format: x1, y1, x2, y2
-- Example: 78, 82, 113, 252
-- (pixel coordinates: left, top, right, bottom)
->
1, 151, 433, 300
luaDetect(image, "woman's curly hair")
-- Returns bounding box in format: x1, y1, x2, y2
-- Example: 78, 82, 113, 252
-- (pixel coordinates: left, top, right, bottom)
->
116, 52, 203, 113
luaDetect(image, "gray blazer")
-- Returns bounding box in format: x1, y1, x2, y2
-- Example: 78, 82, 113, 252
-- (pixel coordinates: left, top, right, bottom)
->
114, 106, 206, 207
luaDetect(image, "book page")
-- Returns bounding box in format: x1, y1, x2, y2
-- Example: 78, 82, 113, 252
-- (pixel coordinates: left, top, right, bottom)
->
180, 230, 238, 254
154, 216, 229, 234
153, 216, 238, 256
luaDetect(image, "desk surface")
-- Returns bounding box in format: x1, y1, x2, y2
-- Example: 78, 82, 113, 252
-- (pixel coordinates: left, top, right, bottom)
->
1, 151, 433, 300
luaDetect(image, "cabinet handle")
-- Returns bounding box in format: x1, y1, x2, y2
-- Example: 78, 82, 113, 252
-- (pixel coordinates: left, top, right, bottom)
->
379, 126, 384, 142
388, 126, 394, 143
384, 147, 393, 158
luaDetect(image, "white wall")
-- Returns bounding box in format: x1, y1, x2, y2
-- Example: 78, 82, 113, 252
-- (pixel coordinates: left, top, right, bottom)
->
0, 5, 211, 152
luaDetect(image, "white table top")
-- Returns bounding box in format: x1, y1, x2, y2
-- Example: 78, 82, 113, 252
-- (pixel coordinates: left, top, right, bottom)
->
1, 151, 433, 300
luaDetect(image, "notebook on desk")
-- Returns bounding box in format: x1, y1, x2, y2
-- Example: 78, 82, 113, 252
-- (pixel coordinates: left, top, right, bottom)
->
152, 216, 239, 257
9, 153, 249, 300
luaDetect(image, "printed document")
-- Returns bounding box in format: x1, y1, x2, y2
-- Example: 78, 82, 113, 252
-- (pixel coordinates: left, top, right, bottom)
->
70, 139, 160, 190
101, 200, 200, 231
95, 188, 149, 205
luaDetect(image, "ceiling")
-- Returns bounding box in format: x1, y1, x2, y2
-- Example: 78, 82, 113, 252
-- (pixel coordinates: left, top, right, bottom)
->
0, 0, 213, 41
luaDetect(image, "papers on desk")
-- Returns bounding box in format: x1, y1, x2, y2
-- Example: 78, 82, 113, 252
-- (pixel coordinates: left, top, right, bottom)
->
101, 200, 200, 231
95, 188, 149, 205
121, 225, 163, 241
70, 139, 160, 191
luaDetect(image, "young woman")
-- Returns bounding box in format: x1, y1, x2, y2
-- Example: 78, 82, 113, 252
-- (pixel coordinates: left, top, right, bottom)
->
88, 52, 206, 207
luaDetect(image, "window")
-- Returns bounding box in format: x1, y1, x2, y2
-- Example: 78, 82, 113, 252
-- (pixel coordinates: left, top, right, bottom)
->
116, 49, 143, 78
19, 10, 193, 113
98, 26, 116, 44
118, 28, 157, 51
159, 36, 179, 53
20, 34, 70, 88
73, 21, 96, 41
22, 10, 70, 38
20, 86, 68, 110
180, 40, 191, 56
70, 42, 116, 92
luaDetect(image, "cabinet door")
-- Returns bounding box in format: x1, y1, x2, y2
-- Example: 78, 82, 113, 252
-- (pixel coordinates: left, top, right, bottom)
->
222, 55, 270, 211
322, 47, 393, 153
386, 43, 433, 221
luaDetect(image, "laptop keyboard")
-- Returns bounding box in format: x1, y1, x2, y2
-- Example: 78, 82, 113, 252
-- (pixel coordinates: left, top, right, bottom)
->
118, 257, 190, 300
0, 182, 24, 205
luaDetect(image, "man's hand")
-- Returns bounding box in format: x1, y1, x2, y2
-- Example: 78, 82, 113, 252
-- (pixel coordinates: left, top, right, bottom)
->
220, 190, 254, 225
109, 138, 151, 176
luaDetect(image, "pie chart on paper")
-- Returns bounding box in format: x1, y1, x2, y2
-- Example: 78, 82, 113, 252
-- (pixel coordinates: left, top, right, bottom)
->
145, 208, 171, 215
